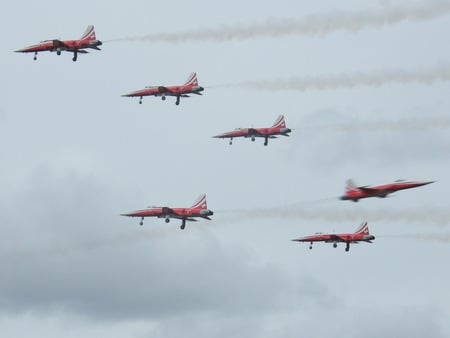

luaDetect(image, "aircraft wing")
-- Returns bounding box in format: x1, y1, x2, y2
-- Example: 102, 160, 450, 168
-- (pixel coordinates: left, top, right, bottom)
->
157, 86, 169, 93
52, 39, 69, 48
247, 128, 263, 136
161, 207, 176, 215
359, 187, 392, 196
324, 234, 345, 242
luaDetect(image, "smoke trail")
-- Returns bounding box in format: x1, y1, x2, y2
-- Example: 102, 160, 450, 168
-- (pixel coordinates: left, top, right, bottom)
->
237, 62, 450, 91
106, 1, 450, 43
312, 117, 450, 132
220, 206, 450, 226
381, 233, 450, 243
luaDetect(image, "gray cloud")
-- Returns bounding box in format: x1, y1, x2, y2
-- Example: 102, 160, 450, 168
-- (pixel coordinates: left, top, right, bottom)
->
0, 167, 335, 322
350, 306, 447, 338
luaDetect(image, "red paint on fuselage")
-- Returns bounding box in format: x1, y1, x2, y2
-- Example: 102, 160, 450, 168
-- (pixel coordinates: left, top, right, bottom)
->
293, 222, 375, 251
213, 115, 291, 146
340, 180, 434, 201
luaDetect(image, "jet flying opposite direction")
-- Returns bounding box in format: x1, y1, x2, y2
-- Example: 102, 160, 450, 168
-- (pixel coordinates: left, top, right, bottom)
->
292, 222, 375, 252
340, 179, 434, 202
213, 115, 291, 146
121, 72, 204, 105
15, 25, 102, 62
120, 194, 213, 230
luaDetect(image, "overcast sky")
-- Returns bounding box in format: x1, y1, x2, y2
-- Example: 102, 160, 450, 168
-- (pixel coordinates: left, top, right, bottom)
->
1, 1, 450, 337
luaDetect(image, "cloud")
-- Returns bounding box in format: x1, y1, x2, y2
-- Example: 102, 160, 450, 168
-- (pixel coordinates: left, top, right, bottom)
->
0, 167, 334, 322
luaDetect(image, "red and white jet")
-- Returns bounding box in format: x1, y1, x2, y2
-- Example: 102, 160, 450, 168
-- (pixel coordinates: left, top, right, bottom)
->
292, 222, 375, 252
15, 25, 102, 62
120, 194, 213, 229
121, 72, 204, 105
340, 179, 434, 202
213, 115, 291, 146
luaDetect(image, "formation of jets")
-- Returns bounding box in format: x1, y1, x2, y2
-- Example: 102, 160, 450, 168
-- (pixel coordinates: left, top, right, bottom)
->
15, 26, 436, 250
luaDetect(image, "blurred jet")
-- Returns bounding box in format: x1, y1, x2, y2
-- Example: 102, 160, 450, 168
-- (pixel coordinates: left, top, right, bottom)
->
120, 194, 213, 229
15, 25, 102, 62
121, 72, 204, 105
213, 115, 291, 146
292, 221, 375, 252
340, 179, 434, 202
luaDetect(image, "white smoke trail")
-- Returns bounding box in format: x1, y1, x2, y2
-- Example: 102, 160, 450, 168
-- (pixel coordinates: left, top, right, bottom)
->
106, 1, 450, 43
312, 117, 450, 132
381, 233, 450, 243
221, 206, 450, 226
238, 62, 450, 91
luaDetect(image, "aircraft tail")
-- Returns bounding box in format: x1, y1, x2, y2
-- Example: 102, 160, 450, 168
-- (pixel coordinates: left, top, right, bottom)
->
184, 72, 198, 86
190, 193, 207, 210
80, 25, 96, 40
272, 115, 286, 128
354, 221, 369, 235
346, 179, 358, 191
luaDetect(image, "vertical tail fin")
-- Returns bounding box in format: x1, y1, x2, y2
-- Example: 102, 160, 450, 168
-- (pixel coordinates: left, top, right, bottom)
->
354, 221, 369, 235
80, 25, 96, 40
184, 72, 198, 86
190, 194, 207, 209
346, 179, 357, 191
272, 115, 286, 128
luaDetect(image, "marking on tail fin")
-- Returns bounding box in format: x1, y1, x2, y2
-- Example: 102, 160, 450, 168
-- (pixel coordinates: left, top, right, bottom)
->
272, 115, 286, 128
184, 72, 198, 86
346, 179, 358, 191
354, 221, 369, 234
80, 25, 96, 40
190, 194, 207, 209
